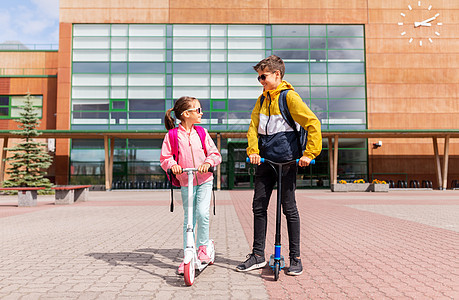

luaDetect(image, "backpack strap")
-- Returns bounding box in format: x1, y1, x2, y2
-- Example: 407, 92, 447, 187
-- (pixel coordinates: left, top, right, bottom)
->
278, 89, 303, 156
167, 128, 179, 212
194, 125, 208, 156
194, 125, 216, 215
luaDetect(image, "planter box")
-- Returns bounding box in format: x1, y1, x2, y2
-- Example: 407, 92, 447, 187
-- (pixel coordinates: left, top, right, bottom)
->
331, 183, 389, 192
372, 183, 389, 192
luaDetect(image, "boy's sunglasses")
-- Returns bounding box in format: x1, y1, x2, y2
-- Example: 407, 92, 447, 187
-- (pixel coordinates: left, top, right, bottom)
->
257, 73, 271, 82
181, 107, 202, 115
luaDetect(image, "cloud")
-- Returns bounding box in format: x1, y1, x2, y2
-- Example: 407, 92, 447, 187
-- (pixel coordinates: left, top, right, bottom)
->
30, 0, 59, 19
0, 0, 59, 45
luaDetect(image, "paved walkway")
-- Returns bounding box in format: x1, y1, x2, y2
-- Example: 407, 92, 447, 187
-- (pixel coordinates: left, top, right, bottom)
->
0, 190, 458, 299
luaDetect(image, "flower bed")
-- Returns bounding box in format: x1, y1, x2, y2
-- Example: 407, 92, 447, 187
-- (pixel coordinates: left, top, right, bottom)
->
331, 179, 389, 192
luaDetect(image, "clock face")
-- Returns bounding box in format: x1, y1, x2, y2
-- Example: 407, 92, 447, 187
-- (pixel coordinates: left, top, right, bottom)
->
398, 1, 442, 46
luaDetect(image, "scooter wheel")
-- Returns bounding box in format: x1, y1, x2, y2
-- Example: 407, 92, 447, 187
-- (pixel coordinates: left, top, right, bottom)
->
184, 261, 195, 286
274, 261, 280, 281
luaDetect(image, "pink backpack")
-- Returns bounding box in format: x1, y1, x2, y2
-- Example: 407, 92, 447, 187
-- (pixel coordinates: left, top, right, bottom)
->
167, 125, 207, 187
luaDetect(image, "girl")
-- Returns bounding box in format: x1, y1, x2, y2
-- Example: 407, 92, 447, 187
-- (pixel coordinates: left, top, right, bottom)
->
160, 96, 222, 275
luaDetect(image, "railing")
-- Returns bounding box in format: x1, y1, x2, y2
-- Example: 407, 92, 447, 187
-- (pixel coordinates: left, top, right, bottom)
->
0, 44, 58, 51
0, 68, 58, 76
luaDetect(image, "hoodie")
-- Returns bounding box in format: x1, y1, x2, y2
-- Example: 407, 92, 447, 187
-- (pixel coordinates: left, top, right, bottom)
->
247, 80, 322, 162
160, 124, 222, 187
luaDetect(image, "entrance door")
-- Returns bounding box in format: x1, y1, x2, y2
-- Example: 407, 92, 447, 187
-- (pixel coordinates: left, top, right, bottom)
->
227, 142, 255, 189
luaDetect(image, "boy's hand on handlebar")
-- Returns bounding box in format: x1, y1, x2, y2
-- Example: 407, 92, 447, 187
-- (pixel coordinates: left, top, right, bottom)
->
171, 164, 182, 175
298, 156, 312, 167
198, 162, 211, 174
249, 153, 261, 165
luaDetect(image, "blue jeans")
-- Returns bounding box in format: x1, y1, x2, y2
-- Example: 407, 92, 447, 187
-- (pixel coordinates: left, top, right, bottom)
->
180, 181, 213, 250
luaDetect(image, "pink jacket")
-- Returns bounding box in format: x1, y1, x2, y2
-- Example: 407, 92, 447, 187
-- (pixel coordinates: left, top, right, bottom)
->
160, 124, 222, 187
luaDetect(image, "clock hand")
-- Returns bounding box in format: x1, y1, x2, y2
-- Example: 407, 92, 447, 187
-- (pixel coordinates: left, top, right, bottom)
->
414, 14, 440, 27
414, 22, 432, 27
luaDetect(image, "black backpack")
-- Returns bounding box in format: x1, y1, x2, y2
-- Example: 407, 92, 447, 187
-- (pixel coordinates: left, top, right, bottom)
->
259, 89, 307, 158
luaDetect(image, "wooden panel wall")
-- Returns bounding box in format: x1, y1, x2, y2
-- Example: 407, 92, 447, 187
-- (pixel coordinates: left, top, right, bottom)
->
366, 0, 459, 186
60, 0, 368, 24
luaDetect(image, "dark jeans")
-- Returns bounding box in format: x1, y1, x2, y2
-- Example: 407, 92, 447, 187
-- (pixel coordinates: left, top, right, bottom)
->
252, 162, 300, 259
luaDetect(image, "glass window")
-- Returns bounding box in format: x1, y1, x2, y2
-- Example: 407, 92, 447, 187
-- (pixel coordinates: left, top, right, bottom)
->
272, 25, 308, 37
73, 74, 109, 86
73, 62, 109, 73
128, 87, 165, 99
328, 38, 364, 49
74, 24, 110, 36
310, 38, 326, 49
174, 50, 209, 62
129, 74, 165, 86
111, 37, 128, 49
328, 63, 364, 73
228, 99, 257, 111
129, 37, 165, 49
128, 50, 165, 62
129, 25, 165, 36
273, 50, 308, 60
273, 38, 308, 49
73, 50, 110, 62
73, 37, 109, 49
228, 38, 264, 49
329, 87, 365, 99
327, 25, 363, 37
111, 24, 128, 36
128, 62, 165, 73
174, 25, 209, 36
329, 99, 365, 111
173, 62, 210, 73
129, 99, 165, 111
228, 25, 264, 36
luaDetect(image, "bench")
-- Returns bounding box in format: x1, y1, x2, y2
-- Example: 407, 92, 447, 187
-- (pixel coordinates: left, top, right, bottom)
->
51, 185, 91, 205
0, 187, 46, 207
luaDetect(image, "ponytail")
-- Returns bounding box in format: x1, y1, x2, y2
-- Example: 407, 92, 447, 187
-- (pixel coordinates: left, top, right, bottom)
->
164, 108, 175, 130
164, 96, 198, 130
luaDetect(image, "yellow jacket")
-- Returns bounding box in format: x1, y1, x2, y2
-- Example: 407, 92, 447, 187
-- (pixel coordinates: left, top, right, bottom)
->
247, 80, 322, 161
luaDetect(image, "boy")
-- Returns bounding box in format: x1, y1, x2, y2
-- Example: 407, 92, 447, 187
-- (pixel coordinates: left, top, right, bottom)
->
236, 55, 322, 275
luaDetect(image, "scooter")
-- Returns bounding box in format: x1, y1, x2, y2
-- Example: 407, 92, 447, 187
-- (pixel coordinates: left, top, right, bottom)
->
169, 167, 216, 286
246, 157, 315, 281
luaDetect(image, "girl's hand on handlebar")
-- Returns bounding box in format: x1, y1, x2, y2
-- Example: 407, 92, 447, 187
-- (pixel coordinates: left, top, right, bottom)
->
171, 164, 182, 175
298, 156, 312, 167
198, 162, 211, 174
249, 153, 261, 165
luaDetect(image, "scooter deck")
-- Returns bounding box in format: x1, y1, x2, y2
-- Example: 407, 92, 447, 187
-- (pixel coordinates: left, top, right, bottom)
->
268, 254, 285, 269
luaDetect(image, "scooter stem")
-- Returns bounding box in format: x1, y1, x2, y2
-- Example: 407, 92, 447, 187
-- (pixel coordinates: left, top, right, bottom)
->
186, 170, 194, 249
275, 164, 282, 255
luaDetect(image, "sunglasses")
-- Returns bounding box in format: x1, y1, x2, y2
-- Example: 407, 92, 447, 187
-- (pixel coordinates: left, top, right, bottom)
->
181, 107, 202, 115
257, 73, 272, 82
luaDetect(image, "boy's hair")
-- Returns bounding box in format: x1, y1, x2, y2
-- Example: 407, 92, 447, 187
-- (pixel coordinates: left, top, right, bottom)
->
253, 55, 285, 79
164, 96, 198, 130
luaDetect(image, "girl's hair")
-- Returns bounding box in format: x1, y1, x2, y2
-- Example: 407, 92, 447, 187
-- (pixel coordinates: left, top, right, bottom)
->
164, 96, 198, 130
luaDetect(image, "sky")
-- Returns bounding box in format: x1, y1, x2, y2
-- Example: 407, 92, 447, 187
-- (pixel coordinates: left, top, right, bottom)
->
0, 0, 59, 47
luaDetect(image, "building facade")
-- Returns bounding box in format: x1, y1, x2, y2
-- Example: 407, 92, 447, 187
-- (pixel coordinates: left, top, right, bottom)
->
1, 0, 458, 189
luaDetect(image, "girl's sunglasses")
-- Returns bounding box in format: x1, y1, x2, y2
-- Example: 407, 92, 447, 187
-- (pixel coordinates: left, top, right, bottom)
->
181, 107, 202, 115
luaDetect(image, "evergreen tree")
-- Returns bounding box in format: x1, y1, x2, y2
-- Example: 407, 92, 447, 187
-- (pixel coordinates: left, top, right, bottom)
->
2, 93, 53, 190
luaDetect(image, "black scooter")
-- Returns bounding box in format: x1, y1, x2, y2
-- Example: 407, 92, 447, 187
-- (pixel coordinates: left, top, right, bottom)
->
246, 157, 315, 280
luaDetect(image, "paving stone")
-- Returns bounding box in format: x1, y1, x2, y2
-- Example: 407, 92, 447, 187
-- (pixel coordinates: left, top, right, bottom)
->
0, 190, 457, 298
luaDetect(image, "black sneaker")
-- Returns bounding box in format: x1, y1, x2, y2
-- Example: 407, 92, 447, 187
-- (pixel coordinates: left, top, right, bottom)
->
287, 257, 303, 275
236, 253, 267, 272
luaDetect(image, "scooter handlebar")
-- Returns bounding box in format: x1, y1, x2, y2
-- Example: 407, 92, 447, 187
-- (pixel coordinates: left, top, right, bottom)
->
167, 166, 214, 175
246, 157, 315, 165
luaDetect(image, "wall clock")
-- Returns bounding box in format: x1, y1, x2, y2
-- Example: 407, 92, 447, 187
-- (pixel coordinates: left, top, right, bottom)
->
398, 1, 442, 46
